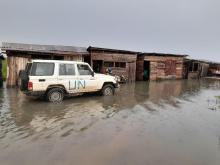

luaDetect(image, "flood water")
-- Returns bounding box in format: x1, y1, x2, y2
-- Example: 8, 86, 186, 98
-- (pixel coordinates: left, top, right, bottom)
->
1, 80, 220, 165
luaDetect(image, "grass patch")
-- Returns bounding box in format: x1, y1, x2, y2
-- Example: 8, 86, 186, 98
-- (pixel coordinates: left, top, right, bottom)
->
215, 96, 220, 100
2, 60, 7, 81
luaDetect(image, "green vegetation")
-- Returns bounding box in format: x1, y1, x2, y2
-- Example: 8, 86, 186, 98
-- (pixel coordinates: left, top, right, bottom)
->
215, 96, 220, 100
2, 60, 7, 81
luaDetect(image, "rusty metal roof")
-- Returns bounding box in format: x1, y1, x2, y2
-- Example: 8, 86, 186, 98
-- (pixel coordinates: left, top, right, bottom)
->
186, 57, 220, 64
140, 52, 188, 57
1, 42, 89, 55
88, 46, 140, 54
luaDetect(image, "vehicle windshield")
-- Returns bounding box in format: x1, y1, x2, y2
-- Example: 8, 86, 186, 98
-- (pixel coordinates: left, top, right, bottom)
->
77, 64, 93, 75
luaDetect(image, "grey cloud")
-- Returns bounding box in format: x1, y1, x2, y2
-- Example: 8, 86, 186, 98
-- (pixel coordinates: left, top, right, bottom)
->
0, 0, 220, 61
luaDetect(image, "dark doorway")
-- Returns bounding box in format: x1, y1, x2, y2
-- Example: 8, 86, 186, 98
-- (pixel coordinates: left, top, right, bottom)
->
31, 54, 64, 60
31, 54, 52, 60
84, 55, 91, 65
93, 60, 103, 73
53, 56, 64, 60
143, 61, 150, 81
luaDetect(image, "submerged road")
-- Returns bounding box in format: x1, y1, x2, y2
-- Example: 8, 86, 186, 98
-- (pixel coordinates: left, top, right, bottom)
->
0, 80, 220, 165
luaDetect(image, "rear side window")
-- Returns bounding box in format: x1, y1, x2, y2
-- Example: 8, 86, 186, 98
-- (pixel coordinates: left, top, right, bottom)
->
25, 63, 32, 75
77, 64, 92, 75
31, 62, 54, 76
59, 64, 75, 75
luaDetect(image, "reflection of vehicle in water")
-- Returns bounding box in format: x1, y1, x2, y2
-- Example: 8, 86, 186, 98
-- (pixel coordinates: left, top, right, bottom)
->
19, 60, 119, 102
215, 70, 220, 76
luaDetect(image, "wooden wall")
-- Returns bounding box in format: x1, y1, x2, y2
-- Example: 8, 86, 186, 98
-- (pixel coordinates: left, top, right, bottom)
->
137, 55, 185, 81
7, 56, 30, 87
6, 52, 84, 87
200, 63, 209, 77
91, 52, 137, 82
188, 72, 200, 79
64, 55, 83, 61
187, 62, 209, 79
136, 56, 145, 81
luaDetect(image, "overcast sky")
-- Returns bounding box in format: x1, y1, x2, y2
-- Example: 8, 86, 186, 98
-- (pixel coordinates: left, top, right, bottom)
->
0, 0, 220, 61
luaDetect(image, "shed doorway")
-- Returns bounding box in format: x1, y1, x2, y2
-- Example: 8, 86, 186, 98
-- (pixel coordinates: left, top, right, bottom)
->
84, 55, 91, 65
143, 61, 150, 81
93, 60, 103, 73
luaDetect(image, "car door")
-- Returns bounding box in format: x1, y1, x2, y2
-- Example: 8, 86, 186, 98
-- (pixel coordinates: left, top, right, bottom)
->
58, 63, 78, 94
76, 64, 99, 93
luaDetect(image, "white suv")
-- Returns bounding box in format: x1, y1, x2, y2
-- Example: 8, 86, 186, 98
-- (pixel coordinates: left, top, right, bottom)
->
19, 60, 119, 102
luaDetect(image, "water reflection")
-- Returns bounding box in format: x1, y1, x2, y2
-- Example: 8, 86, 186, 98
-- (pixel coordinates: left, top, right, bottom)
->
1, 79, 220, 165
0, 79, 220, 146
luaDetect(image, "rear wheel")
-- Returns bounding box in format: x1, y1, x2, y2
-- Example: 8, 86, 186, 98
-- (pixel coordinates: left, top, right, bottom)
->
101, 84, 115, 96
46, 88, 64, 102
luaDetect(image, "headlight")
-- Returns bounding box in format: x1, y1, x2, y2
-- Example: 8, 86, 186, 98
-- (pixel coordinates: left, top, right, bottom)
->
114, 76, 120, 82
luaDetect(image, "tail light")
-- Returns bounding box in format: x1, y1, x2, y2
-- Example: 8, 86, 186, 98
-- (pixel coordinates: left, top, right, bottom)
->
28, 81, 33, 91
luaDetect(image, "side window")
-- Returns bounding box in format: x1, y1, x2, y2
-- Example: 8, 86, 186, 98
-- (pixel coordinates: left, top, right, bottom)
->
115, 62, 126, 68
77, 64, 92, 75
59, 64, 75, 75
25, 63, 32, 75
104, 62, 114, 67
31, 62, 54, 76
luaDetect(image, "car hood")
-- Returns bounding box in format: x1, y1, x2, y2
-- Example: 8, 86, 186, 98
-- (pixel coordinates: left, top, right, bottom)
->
95, 73, 116, 81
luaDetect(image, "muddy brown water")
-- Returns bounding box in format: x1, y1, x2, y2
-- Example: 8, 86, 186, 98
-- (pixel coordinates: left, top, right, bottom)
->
0, 80, 220, 165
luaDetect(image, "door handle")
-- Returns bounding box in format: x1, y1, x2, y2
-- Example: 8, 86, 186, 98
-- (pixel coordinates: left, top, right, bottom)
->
39, 79, 45, 82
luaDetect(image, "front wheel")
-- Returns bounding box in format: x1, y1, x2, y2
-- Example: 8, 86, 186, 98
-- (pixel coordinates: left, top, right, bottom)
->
46, 88, 64, 102
101, 84, 115, 96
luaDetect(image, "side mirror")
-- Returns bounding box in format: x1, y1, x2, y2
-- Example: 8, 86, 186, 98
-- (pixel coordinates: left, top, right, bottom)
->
91, 71, 95, 77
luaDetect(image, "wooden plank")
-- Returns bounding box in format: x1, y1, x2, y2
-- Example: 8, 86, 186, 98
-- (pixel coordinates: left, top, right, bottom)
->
136, 60, 144, 81
144, 56, 184, 62
7, 56, 29, 87
91, 52, 137, 82
165, 60, 176, 75
91, 53, 137, 62
64, 55, 83, 61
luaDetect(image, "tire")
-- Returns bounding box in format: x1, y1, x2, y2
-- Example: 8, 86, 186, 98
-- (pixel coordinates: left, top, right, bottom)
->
19, 70, 28, 80
101, 84, 115, 96
46, 88, 64, 102
19, 70, 29, 91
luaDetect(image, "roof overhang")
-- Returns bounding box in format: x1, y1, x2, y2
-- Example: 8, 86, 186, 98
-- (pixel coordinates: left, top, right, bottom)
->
185, 58, 219, 64
140, 52, 188, 58
1, 42, 89, 56
87, 46, 140, 55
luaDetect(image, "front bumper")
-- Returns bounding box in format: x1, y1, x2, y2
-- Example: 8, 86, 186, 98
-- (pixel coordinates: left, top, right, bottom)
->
114, 82, 120, 88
